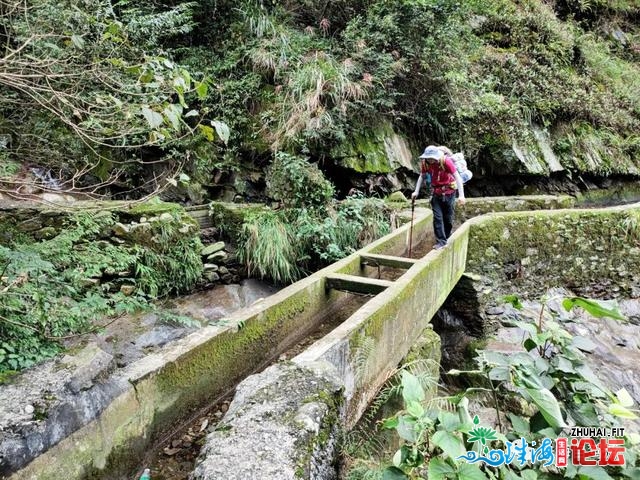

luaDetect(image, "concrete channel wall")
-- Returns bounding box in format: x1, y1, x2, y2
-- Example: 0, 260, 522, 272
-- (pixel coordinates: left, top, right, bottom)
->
191, 200, 640, 480
11, 195, 623, 480
8, 208, 432, 479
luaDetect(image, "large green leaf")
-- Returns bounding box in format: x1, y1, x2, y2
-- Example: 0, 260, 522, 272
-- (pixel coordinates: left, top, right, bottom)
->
401, 371, 425, 403
382, 416, 399, 430
458, 463, 487, 480
195, 80, 209, 100
481, 350, 511, 367
428, 458, 455, 480
212, 120, 230, 144
554, 356, 577, 374
609, 403, 638, 419
525, 387, 567, 428
432, 431, 466, 459
507, 413, 530, 434
396, 415, 418, 443
562, 297, 626, 321
438, 410, 462, 431
575, 365, 610, 395
407, 400, 424, 418
383, 466, 409, 480
616, 387, 634, 407
622, 467, 640, 478
141, 107, 163, 129
577, 466, 614, 480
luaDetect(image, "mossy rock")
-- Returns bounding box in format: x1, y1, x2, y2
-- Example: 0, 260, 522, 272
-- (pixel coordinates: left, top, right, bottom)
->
385, 191, 409, 204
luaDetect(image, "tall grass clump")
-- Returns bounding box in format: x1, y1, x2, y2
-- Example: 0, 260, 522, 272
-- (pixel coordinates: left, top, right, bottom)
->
237, 210, 301, 284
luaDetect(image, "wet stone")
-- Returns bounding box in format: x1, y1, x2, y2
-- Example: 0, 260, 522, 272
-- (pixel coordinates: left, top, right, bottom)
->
201, 241, 225, 257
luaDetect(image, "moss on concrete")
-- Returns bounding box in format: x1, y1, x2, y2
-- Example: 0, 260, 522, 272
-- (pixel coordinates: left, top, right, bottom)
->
457, 195, 576, 223
466, 206, 640, 297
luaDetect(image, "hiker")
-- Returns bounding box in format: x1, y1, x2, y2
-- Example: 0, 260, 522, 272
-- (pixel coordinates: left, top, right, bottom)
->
411, 145, 466, 249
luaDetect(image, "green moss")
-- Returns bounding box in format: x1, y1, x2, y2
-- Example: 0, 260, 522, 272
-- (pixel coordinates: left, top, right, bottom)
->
123, 198, 183, 217
466, 207, 640, 296
331, 122, 415, 174
151, 285, 318, 444
295, 388, 342, 479
208, 202, 267, 241
457, 196, 576, 222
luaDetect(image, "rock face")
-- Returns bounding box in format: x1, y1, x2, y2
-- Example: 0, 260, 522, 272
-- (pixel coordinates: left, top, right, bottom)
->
191, 363, 342, 480
331, 121, 417, 174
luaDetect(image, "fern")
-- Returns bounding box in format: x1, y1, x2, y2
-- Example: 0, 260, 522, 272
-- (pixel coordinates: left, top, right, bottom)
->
123, 2, 198, 46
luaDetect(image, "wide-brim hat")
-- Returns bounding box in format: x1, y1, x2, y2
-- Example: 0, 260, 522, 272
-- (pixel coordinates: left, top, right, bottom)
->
419, 145, 444, 160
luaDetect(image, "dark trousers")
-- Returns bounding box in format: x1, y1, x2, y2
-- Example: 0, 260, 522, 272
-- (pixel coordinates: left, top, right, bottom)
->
431, 193, 456, 245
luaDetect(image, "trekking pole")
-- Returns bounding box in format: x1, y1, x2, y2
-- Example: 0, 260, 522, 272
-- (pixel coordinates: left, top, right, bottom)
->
408, 197, 415, 257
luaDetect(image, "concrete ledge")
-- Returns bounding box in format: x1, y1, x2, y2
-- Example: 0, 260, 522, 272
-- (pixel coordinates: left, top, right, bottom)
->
7, 208, 432, 479
192, 200, 640, 480
325, 274, 393, 294
360, 253, 418, 269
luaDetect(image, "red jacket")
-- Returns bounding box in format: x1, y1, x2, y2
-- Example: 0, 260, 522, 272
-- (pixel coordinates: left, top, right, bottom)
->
421, 157, 457, 195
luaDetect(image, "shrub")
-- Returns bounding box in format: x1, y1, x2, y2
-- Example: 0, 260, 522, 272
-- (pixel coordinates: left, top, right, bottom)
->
0, 208, 203, 373
237, 209, 301, 284
237, 194, 391, 284
266, 151, 335, 209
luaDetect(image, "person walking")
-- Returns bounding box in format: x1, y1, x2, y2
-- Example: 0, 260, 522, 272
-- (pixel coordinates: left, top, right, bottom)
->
411, 145, 466, 249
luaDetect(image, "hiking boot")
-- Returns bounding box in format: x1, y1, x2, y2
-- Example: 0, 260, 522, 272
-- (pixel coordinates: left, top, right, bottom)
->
433, 242, 447, 250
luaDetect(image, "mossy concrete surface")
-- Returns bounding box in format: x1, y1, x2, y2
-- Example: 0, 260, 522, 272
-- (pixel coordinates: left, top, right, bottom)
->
465, 203, 640, 297
330, 122, 417, 174
294, 224, 468, 426
7, 205, 432, 480
455, 195, 576, 222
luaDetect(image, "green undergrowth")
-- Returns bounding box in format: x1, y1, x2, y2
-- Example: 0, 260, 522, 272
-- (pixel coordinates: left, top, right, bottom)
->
237, 193, 393, 284
344, 296, 640, 480
0, 209, 203, 373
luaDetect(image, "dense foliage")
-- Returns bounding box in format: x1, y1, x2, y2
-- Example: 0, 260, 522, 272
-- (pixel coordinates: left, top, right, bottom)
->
2, 0, 640, 199
0, 0, 224, 196
0, 209, 203, 373
345, 296, 640, 480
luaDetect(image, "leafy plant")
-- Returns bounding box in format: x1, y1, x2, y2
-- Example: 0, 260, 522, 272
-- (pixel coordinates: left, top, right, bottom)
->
266, 151, 334, 210
0, 208, 203, 372
355, 295, 640, 479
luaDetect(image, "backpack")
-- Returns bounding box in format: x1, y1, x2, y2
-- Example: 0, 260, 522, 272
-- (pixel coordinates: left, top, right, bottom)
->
451, 152, 473, 184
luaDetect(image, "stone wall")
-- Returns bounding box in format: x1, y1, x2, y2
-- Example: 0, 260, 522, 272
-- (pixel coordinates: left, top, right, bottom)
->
465, 204, 640, 298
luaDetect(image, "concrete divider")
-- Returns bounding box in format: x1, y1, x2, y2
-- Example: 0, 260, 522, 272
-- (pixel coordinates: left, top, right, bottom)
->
8, 208, 432, 480
191, 200, 640, 480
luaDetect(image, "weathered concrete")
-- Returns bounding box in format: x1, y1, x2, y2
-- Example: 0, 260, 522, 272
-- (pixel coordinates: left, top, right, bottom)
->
5, 206, 432, 480
294, 225, 468, 425
465, 203, 640, 296
191, 220, 467, 480
192, 200, 640, 480
191, 363, 342, 480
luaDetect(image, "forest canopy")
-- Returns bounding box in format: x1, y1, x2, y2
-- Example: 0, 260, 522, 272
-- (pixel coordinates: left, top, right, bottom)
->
1, 0, 639, 199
